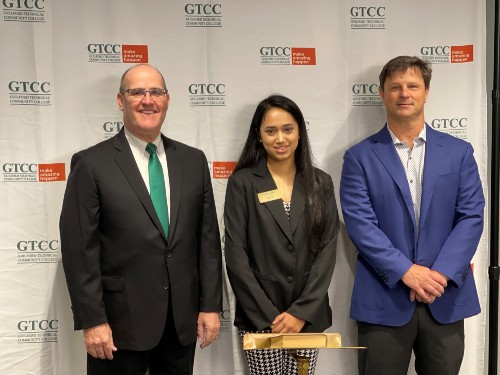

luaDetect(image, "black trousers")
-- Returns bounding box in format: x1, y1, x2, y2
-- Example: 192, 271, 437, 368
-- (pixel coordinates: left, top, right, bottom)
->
357, 303, 464, 375
87, 303, 196, 375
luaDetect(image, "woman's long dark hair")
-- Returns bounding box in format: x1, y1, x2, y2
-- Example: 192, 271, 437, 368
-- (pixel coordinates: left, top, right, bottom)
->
234, 95, 328, 253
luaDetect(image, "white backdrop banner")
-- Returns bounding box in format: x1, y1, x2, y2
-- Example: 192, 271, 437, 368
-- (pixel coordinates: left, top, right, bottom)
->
0, 1, 487, 374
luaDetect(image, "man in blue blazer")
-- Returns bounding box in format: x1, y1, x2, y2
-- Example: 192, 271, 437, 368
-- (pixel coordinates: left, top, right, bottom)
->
340, 56, 484, 375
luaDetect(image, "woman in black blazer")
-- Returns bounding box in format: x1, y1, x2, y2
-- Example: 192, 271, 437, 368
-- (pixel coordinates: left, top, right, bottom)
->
224, 95, 340, 374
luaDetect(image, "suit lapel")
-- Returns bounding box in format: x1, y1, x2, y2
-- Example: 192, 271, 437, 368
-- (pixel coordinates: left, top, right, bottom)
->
253, 160, 294, 243
163, 135, 181, 245
371, 126, 416, 227
112, 130, 167, 242
419, 125, 443, 229
289, 172, 306, 236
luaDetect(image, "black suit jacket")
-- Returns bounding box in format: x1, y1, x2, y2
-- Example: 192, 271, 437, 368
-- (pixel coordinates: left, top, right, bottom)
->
60, 129, 222, 350
224, 159, 339, 332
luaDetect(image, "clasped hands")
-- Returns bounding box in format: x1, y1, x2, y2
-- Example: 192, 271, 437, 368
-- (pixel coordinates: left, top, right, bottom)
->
271, 312, 305, 334
402, 264, 449, 304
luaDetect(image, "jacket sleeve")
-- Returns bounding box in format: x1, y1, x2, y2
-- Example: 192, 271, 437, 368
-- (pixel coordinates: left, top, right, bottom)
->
224, 173, 281, 330
340, 149, 414, 288
198, 153, 223, 312
60, 153, 108, 330
287, 174, 339, 323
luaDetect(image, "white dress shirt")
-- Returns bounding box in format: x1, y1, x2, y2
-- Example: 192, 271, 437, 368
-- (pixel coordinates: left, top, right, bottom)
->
124, 128, 171, 224
388, 125, 426, 237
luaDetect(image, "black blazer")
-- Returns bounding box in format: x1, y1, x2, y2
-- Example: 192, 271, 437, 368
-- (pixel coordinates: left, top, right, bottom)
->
60, 129, 222, 350
224, 159, 339, 332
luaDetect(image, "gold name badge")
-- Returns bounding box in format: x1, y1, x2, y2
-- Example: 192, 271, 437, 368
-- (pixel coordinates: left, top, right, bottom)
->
257, 189, 282, 203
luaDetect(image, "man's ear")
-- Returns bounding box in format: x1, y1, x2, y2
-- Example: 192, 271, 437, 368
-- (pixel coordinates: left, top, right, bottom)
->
117, 93, 124, 111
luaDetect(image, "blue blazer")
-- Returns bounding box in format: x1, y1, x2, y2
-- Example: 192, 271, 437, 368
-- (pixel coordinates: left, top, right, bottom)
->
340, 124, 484, 326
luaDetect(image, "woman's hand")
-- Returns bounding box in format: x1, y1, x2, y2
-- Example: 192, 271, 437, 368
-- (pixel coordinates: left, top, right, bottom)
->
271, 312, 305, 333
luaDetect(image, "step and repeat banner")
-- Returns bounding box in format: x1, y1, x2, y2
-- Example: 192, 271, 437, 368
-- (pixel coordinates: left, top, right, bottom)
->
0, 1, 487, 374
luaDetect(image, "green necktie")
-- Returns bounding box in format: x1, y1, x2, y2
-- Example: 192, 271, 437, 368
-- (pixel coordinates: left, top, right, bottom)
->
146, 143, 169, 237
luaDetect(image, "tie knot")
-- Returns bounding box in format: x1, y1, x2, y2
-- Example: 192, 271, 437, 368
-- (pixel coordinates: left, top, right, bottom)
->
146, 143, 157, 155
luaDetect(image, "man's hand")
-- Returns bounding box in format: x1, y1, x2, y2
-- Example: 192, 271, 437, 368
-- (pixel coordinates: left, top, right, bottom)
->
197, 312, 221, 349
403, 265, 448, 303
271, 312, 305, 334
83, 323, 117, 360
409, 288, 436, 303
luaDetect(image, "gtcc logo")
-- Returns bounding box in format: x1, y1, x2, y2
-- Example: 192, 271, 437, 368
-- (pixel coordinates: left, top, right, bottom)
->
260, 47, 291, 57
352, 83, 379, 95
185, 3, 222, 27
103, 122, 124, 133
350, 6, 386, 29
188, 83, 226, 107
17, 240, 59, 251
17, 320, 59, 343
87, 44, 121, 54
3, 163, 37, 173
184, 3, 221, 15
260, 47, 316, 65
420, 46, 450, 56
352, 83, 383, 106
88, 43, 122, 63
9, 81, 50, 93
103, 121, 124, 139
188, 84, 225, 95
2, 163, 37, 182
8, 81, 51, 106
18, 320, 58, 331
350, 6, 385, 17
87, 43, 148, 63
17, 239, 60, 264
420, 45, 452, 64
3, 0, 44, 9
2, 162, 65, 182
219, 309, 231, 332
220, 309, 230, 320
431, 118, 468, 129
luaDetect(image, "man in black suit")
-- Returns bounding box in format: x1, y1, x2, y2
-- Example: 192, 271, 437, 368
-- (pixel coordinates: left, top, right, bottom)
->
60, 64, 222, 375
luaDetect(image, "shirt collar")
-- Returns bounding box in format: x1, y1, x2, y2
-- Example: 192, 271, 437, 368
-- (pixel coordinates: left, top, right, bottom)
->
387, 124, 427, 146
124, 127, 164, 156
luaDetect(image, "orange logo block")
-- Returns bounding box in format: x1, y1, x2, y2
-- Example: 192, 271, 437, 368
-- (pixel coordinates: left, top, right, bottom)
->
38, 163, 66, 182
122, 45, 149, 63
451, 45, 473, 63
291, 48, 316, 65
212, 161, 237, 179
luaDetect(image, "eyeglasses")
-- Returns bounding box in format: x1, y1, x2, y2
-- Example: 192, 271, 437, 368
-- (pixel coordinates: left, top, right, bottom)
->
121, 88, 168, 99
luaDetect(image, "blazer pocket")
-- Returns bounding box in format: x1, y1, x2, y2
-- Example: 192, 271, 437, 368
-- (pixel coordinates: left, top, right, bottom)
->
439, 171, 460, 183
439, 171, 458, 177
101, 276, 131, 333
253, 271, 276, 282
254, 271, 278, 303
101, 275, 125, 293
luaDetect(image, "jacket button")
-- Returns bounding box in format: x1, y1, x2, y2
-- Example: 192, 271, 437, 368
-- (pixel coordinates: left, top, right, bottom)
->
288, 245, 294, 252
286, 276, 293, 283
166, 252, 172, 259
162, 283, 169, 290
